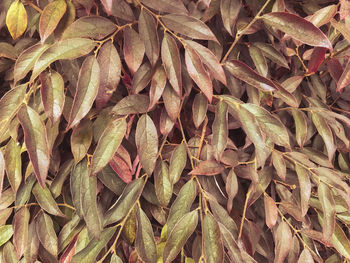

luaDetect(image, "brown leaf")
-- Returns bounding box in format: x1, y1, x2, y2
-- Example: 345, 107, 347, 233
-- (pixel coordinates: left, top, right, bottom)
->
274, 221, 292, 263
220, 0, 241, 35
264, 194, 278, 229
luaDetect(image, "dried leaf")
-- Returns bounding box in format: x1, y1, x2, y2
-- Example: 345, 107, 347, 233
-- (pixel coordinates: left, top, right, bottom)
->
297, 249, 314, 263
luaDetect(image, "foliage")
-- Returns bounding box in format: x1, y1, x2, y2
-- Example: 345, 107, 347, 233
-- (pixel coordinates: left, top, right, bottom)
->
0, 0, 350, 262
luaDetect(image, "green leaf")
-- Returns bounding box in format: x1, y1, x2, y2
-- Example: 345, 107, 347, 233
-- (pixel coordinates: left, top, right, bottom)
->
212, 100, 228, 161
58, 214, 83, 253
112, 94, 149, 115
139, 9, 159, 66
192, 93, 208, 129
262, 12, 332, 49
32, 182, 65, 217
71, 119, 93, 164
135, 114, 158, 175
167, 180, 197, 235
39, 0, 67, 43
203, 213, 224, 263
0, 225, 14, 247
291, 109, 308, 148
169, 142, 187, 184
149, 65, 167, 110
252, 42, 289, 69
331, 222, 350, 259
71, 227, 117, 263
140, 0, 188, 14
161, 33, 182, 97
123, 27, 145, 74
104, 177, 145, 226
154, 160, 172, 207
61, 16, 116, 40
4, 138, 22, 193
225, 60, 277, 91
6, 0, 27, 40
98, 165, 126, 196
163, 211, 198, 263
249, 45, 268, 77
132, 62, 153, 94
96, 41, 121, 109
2, 241, 17, 263
31, 38, 96, 82
135, 208, 157, 263
185, 47, 213, 102
295, 164, 311, 217
15, 174, 36, 208
220, 0, 241, 35
17, 105, 50, 187
35, 212, 58, 257
50, 160, 74, 198
40, 70, 65, 124
0, 42, 18, 60
24, 221, 39, 263
68, 55, 100, 129
162, 14, 217, 42
91, 117, 127, 175
13, 207, 29, 258
318, 182, 336, 244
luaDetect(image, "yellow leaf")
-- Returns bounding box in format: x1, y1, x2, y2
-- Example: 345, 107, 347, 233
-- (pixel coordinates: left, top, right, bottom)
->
6, 0, 28, 40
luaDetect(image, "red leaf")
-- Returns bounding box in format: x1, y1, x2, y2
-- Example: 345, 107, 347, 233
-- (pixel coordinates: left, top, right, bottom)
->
337, 60, 350, 92
109, 154, 133, 184
327, 58, 343, 83
307, 47, 327, 74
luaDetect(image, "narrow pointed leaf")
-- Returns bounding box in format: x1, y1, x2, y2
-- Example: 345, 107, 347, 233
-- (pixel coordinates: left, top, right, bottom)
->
135, 208, 157, 263
308, 47, 327, 74
162, 14, 218, 42
31, 38, 96, 82
140, 0, 188, 14
249, 45, 268, 77
112, 94, 149, 115
18, 105, 50, 187
297, 249, 314, 263
149, 65, 166, 110
40, 70, 65, 124
203, 213, 224, 263
220, 0, 241, 35
135, 114, 158, 175
13, 207, 29, 259
271, 151, 286, 180
32, 182, 65, 217
161, 33, 182, 96
274, 221, 292, 263
264, 194, 278, 229
91, 117, 127, 175
124, 27, 145, 74
132, 62, 153, 94
154, 161, 172, 207
68, 55, 100, 129
252, 42, 289, 68
192, 93, 208, 128
104, 177, 145, 226
61, 16, 116, 40
36, 212, 58, 257
295, 164, 311, 217
212, 100, 228, 160
0, 225, 14, 247
71, 119, 93, 164
0, 151, 4, 200
291, 109, 308, 148
169, 142, 187, 184
262, 12, 332, 49
331, 222, 350, 259
4, 139, 22, 193
185, 47, 212, 102
189, 160, 224, 176
163, 211, 198, 263
225, 60, 277, 91
39, 0, 67, 43
6, 0, 27, 40
162, 83, 181, 122
318, 182, 336, 244
96, 41, 121, 109
337, 60, 350, 92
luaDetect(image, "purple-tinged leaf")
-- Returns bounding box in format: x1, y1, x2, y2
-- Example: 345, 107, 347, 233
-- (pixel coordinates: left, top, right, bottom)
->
220, 0, 241, 35
249, 45, 268, 77
139, 9, 159, 66
124, 27, 145, 75
307, 47, 327, 74
184, 40, 226, 85
135, 208, 157, 263
264, 194, 278, 229
13, 207, 29, 259
107, 0, 135, 21
192, 92, 208, 129
68, 55, 100, 129
140, 0, 188, 15
4, 139, 22, 194
149, 65, 166, 110
160, 108, 175, 136
340, 0, 350, 20
271, 151, 286, 180
35, 212, 58, 257
100, 0, 113, 15
189, 160, 224, 176
185, 47, 213, 102
297, 249, 314, 263
331, 20, 350, 44
161, 33, 182, 97
337, 60, 350, 92
40, 70, 65, 124
306, 5, 337, 28
252, 42, 289, 69
295, 164, 311, 217
32, 182, 65, 217
74, 0, 93, 14
280, 76, 304, 93
225, 60, 277, 91
17, 105, 50, 188
274, 221, 292, 263
2, 241, 17, 263
31, 38, 96, 82
112, 94, 149, 115
109, 154, 132, 184
96, 41, 121, 109
212, 100, 228, 161
203, 213, 224, 263
132, 62, 153, 94
161, 14, 218, 42
327, 58, 343, 83
154, 160, 172, 207
226, 169, 238, 213
135, 114, 158, 175
273, 82, 299, 107
291, 109, 308, 148
62, 16, 116, 40
71, 119, 93, 164
162, 83, 181, 122
91, 117, 127, 175
262, 12, 332, 49
169, 142, 187, 184
318, 182, 336, 244
163, 211, 198, 263
39, 0, 67, 43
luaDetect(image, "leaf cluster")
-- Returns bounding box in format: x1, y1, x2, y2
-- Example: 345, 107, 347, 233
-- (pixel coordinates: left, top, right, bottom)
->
0, 0, 350, 262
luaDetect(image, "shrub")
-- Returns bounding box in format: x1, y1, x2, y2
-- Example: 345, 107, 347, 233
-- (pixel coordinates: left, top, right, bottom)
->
0, 0, 350, 262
